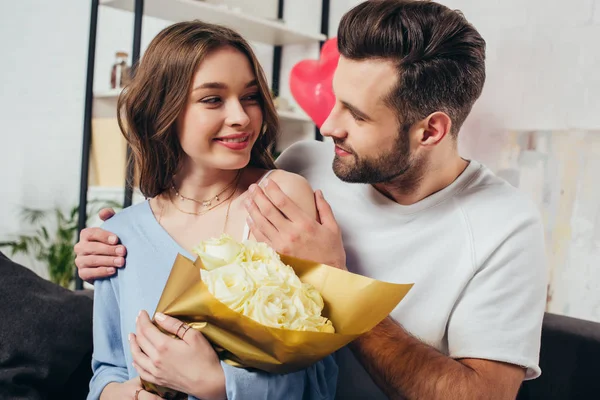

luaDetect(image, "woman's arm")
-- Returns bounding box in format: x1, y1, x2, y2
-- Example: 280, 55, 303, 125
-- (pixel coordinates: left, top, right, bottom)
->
220, 355, 338, 400
88, 277, 131, 400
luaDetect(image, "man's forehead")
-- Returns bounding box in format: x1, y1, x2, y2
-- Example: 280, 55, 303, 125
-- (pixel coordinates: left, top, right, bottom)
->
334, 56, 397, 106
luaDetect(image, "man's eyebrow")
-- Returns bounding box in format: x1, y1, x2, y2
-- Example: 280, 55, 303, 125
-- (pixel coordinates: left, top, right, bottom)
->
341, 101, 372, 121
193, 79, 258, 91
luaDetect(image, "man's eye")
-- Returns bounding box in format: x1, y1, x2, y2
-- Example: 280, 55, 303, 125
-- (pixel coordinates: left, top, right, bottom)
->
350, 111, 364, 122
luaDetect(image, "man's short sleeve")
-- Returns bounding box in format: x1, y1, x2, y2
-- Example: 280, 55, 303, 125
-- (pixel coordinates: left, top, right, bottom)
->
447, 211, 548, 379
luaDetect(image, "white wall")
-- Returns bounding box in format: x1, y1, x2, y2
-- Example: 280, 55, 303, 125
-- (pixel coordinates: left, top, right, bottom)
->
0, 0, 90, 277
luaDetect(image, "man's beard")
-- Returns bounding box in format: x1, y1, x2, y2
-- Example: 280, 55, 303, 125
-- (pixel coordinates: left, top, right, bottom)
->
332, 130, 426, 192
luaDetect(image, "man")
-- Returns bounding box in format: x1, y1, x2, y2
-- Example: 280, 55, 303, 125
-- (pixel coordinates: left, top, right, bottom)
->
75, 1, 547, 399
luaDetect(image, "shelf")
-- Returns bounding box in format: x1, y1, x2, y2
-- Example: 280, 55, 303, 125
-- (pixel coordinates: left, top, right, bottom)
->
93, 90, 313, 123
100, 0, 326, 45
277, 109, 312, 123
94, 89, 122, 98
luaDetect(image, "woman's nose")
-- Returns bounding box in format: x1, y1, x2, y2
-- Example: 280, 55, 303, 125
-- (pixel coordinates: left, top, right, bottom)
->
225, 101, 251, 128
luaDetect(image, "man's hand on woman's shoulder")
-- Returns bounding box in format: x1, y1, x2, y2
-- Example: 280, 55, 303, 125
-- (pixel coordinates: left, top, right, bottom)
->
74, 208, 126, 283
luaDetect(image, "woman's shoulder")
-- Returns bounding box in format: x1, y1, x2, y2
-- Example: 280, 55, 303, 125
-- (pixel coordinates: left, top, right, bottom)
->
264, 169, 313, 194
100, 200, 151, 233
247, 168, 313, 197
249, 168, 316, 218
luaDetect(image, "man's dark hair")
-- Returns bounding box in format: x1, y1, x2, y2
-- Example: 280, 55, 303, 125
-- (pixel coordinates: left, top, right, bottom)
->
338, 0, 486, 136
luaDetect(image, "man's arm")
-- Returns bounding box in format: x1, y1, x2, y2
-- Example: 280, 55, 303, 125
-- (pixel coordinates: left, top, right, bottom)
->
351, 317, 525, 400
244, 186, 546, 400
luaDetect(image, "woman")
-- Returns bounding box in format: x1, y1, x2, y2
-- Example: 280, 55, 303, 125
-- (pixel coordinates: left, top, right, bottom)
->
88, 21, 337, 400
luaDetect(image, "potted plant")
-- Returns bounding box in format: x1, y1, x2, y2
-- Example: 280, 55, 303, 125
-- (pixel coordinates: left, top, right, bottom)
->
0, 201, 120, 289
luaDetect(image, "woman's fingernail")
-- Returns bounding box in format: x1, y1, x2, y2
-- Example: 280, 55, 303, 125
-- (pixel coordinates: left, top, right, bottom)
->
109, 235, 118, 244
113, 258, 123, 266
246, 217, 253, 226
261, 178, 270, 187
116, 246, 126, 256
128, 333, 133, 342
244, 199, 252, 208
155, 312, 166, 321
107, 267, 116, 274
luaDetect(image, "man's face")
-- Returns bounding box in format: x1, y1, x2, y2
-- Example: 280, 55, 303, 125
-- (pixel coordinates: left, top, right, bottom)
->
321, 56, 425, 187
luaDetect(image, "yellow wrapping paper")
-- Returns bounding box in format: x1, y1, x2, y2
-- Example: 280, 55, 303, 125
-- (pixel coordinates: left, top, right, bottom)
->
143, 254, 413, 399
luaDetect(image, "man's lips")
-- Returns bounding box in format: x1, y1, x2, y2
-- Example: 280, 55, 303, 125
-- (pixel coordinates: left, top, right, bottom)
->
334, 144, 352, 156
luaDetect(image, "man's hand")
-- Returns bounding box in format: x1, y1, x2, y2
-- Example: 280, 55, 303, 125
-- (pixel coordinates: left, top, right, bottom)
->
130, 311, 226, 400
74, 208, 125, 282
244, 180, 346, 269
101, 377, 161, 399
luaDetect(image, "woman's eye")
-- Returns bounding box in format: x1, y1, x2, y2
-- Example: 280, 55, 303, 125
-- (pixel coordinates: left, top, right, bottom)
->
200, 97, 222, 104
242, 93, 261, 102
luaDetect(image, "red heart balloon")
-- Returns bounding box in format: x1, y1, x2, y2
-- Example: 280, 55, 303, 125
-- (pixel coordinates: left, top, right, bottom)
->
290, 37, 339, 128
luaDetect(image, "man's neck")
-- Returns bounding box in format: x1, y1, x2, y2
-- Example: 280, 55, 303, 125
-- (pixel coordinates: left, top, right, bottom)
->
374, 157, 469, 206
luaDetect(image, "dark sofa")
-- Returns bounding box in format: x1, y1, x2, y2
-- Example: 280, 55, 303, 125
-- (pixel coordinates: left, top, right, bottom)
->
0, 252, 93, 400
517, 312, 600, 400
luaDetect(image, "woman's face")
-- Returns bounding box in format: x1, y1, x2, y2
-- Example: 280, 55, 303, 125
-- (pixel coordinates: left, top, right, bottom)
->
177, 46, 264, 172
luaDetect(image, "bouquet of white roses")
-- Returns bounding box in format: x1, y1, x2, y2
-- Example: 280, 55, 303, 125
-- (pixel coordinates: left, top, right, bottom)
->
143, 235, 412, 399
196, 235, 334, 334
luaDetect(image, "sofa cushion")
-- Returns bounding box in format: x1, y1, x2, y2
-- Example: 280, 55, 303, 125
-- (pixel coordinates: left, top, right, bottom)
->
0, 252, 93, 399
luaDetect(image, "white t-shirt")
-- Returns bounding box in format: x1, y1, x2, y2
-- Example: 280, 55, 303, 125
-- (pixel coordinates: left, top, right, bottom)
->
277, 140, 547, 400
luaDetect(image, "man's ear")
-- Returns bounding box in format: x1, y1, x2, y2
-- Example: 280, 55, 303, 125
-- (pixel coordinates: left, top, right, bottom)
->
418, 112, 452, 145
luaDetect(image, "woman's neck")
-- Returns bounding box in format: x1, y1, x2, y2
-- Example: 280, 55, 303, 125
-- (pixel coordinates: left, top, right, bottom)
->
172, 165, 241, 204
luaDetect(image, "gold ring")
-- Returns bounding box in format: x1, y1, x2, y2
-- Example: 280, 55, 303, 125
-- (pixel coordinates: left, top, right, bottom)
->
176, 322, 186, 338
134, 388, 143, 400
180, 324, 192, 340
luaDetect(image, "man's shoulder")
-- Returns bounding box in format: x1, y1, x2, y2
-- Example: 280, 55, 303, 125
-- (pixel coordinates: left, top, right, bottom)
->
457, 163, 542, 228
276, 140, 334, 174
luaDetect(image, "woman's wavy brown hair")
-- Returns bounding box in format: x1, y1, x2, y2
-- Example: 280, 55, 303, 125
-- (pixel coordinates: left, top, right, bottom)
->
117, 20, 279, 199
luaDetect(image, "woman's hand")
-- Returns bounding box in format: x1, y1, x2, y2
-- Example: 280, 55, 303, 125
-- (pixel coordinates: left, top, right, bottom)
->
101, 377, 162, 399
130, 311, 227, 400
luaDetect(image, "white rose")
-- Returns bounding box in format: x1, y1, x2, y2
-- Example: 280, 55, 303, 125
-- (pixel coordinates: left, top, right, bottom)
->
242, 240, 280, 263
245, 260, 301, 290
245, 286, 292, 329
285, 284, 334, 332
201, 263, 255, 312
289, 315, 335, 333
193, 234, 245, 270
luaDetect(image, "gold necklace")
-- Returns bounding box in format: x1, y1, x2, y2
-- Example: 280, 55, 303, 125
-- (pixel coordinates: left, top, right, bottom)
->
169, 172, 241, 217
169, 186, 235, 216
221, 187, 235, 234
171, 170, 241, 208
170, 181, 237, 234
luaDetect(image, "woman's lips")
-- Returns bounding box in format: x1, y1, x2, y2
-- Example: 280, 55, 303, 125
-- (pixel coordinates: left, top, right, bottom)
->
214, 134, 251, 150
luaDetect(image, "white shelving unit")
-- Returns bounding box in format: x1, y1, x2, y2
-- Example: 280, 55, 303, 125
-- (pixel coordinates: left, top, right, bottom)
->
100, 0, 326, 45
93, 90, 312, 123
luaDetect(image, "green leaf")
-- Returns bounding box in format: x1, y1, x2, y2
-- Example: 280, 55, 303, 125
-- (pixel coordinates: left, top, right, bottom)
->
21, 207, 47, 225
40, 226, 50, 241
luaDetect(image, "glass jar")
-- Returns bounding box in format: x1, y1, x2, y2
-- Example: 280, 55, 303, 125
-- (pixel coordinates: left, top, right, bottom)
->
110, 51, 130, 89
